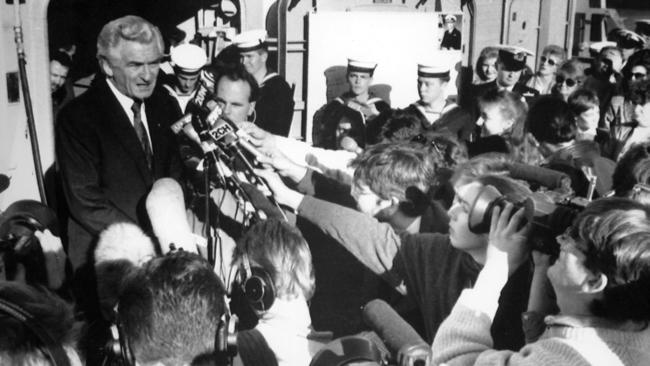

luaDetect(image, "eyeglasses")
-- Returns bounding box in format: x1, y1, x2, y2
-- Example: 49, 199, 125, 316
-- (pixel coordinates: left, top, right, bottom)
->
555, 75, 578, 87
540, 56, 557, 66
631, 72, 647, 80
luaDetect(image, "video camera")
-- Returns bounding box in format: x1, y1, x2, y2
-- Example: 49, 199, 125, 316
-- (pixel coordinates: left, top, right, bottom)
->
0, 200, 58, 283
467, 184, 589, 256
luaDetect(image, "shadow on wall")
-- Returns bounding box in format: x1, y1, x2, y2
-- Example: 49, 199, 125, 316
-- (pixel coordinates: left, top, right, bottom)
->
323, 65, 392, 104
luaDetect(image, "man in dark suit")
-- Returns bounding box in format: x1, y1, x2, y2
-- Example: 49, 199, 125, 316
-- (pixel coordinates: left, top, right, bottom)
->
467, 46, 540, 126
56, 15, 182, 274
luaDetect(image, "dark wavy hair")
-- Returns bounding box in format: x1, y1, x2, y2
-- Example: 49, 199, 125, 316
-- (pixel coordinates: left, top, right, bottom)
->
527, 95, 576, 145
566, 198, 650, 322
612, 142, 650, 197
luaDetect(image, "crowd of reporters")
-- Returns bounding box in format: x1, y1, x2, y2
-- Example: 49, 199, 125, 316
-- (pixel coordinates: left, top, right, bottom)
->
4, 13, 650, 366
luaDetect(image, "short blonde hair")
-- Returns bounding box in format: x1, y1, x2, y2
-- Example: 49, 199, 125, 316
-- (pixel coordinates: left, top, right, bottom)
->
234, 219, 315, 300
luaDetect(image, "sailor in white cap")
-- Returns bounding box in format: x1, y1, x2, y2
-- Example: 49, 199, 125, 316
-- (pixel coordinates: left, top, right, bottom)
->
162, 43, 207, 113
312, 58, 390, 147
401, 62, 473, 140
440, 14, 461, 50
232, 29, 294, 136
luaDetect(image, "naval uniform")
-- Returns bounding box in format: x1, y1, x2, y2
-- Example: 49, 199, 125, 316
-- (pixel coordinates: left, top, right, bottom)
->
313, 92, 390, 148
256, 72, 295, 137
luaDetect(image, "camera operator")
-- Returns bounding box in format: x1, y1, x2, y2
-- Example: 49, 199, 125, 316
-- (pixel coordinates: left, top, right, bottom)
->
0, 281, 82, 366
432, 197, 650, 365
0, 201, 67, 291
117, 251, 232, 366
256, 162, 535, 351
232, 219, 323, 366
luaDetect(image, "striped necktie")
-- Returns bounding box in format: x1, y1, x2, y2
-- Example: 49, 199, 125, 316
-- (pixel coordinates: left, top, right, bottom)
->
131, 100, 152, 170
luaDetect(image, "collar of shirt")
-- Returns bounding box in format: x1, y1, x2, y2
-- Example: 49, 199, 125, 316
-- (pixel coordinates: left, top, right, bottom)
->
106, 78, 152, 144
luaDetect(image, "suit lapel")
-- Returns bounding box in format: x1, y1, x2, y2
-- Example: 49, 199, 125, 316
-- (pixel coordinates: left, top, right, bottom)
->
97, 79, 153, 184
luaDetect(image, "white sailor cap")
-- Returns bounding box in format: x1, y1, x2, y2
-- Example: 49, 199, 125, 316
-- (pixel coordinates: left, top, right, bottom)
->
347, 58, 377, 74
417, 62, 450, 78
589, 41, 617, 54
497, 45, 534, 71
232, 29, 268, 52
170, 43, 207, 74
444, 14, 457, 23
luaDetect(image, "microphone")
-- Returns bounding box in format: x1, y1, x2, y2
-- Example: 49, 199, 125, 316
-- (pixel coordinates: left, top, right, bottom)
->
362, 299, 431, 366
208, 117, 265, 160
94, 222, 156, 320
509, 163, 571, 190
146, 178, 199, 254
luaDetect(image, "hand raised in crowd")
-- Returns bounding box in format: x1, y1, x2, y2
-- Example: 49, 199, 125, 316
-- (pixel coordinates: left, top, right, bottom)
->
256, 149, 308, 184
237, 122, 278, 155
487, 202, 532, 276
254, 167, 304, 210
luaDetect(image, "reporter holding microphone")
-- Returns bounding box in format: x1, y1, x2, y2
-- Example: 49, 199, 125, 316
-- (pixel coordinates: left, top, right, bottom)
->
431, 198, 650, 365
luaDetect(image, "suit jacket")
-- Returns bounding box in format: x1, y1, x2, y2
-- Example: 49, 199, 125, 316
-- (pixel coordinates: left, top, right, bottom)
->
56, 78, 182, 269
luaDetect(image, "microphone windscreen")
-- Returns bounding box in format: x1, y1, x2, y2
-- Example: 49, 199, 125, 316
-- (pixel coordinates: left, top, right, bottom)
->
362, 299, 427, 355
146, 178, 197, 254
509, 163, 570, 190
94, 222, 156, 320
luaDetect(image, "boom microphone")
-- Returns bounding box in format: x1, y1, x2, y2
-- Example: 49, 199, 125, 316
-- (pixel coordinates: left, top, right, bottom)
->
362, 299, 431, 365
509, 163, 570, 190
94, 222, 156, 320
146, 178, 199, 254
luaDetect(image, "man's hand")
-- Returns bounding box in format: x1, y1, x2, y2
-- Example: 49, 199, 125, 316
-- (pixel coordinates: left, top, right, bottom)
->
237, 122, 278, 155
487, 203, 532, 275
256, 149, 307, 184
254, 168, 304, 210
35, 229, 67, 290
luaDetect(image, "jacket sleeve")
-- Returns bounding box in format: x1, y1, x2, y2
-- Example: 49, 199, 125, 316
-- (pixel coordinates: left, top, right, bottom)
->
55, 107, 133, 235
295, 169, 356, 208
297, 195, 442, 288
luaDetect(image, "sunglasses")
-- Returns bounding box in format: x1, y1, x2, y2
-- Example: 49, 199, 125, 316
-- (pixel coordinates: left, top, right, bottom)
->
540, 56, 557, 66
631, 72, 647, 80
556, 75, 577, 87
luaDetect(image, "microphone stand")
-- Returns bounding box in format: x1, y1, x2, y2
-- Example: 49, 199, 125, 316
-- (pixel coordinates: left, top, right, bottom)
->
13, 0, 47, 205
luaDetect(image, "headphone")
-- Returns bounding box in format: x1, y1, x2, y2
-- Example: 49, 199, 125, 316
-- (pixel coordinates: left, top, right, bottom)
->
0, 298, 71, 366
239, 252, 276, 313
106, 304, 239, 366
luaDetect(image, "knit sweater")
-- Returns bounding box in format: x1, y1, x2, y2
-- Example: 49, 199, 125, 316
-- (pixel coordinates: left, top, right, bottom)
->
298, 195, 531, 349
432, 289, 650, 366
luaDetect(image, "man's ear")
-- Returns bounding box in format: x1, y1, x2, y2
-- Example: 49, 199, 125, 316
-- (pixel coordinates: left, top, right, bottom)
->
260, 50, 268, 63
98, 57, 113, 78
583, 272, 608, 294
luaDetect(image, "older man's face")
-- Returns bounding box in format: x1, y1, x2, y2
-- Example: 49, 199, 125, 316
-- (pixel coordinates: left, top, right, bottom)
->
102, 40, 163, 100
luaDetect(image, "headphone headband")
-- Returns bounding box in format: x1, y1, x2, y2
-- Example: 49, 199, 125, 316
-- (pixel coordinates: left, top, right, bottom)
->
0, 298, 70, 366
